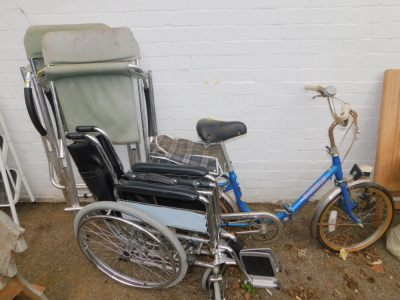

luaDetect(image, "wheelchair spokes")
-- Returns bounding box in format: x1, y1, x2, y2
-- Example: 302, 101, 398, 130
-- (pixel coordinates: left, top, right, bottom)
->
75, 202, 188, 289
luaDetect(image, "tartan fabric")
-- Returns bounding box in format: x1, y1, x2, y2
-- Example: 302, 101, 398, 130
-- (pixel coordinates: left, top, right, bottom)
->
149, 135, 226, 176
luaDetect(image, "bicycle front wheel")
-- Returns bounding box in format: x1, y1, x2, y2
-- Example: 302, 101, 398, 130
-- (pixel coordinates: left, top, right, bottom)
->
315, 182, 394, 252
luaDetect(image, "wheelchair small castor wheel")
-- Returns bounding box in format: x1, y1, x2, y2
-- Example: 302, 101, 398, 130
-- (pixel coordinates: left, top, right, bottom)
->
201, 265, 227, 291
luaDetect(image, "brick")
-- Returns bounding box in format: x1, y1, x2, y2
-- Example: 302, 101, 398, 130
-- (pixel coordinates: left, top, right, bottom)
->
0, 16, 10, 30
326, 24, 370, 39
124, 12, 170, 28
188, 0, 240, 10
173, 70, 215, 83
191, 56, 233, 70
27, 0, 74, 14
304, 8, 352, 24
372, 23, 400, 38
47, 14, 97, 25
300, 40, 343, 54
150, 56, 191, 70
153, 82, 192, 96
145, 28, 192, 43
282, 25, 326, 39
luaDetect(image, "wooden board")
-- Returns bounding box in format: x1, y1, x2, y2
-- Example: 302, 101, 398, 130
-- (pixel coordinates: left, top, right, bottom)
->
375, 69, 400, 205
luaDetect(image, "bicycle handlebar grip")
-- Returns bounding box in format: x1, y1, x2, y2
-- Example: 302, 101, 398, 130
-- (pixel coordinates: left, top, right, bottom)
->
66, 133, 87, 140
24, 87, 47, 136
305, 85, 325, 94
75, 126, 97, 132
338, 103, 351, 122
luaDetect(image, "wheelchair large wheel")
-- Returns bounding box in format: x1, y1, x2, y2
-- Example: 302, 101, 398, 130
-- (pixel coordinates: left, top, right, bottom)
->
74, 201, 188, 289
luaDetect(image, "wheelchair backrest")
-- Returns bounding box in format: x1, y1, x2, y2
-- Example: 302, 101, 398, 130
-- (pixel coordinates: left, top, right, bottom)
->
24, 24, 110, 73
37, 27, 145, 144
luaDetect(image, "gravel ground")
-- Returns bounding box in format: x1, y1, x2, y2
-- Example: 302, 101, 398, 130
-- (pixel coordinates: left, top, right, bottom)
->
2, 201, 400, 300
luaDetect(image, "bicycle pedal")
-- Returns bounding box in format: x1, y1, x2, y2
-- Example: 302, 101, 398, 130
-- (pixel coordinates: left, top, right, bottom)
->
239, 248, 281, 290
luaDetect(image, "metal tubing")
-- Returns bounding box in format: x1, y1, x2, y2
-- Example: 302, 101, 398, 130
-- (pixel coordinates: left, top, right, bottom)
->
49, 81, 80, 205
147, 70, 158, 136
328, 121, 339, 149
94, 127, 125, 173
29, 59, 80, 207
220, 143, 234, 172
218, 245, 251, 282
137, 79, 149, 160
84, 135, 119, 185
198, 195, 219, 254
194, 261, 214, 269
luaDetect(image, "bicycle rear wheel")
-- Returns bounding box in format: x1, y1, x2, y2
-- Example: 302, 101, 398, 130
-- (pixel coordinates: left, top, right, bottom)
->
315, 182, 394, 252
74, 201, 188, 288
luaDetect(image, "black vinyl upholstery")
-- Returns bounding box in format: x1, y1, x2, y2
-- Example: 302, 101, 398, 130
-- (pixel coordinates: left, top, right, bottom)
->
196, 119, 247, 143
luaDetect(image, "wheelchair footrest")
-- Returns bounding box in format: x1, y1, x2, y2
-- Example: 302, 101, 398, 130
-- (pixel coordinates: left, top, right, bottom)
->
240, 248, 281, 290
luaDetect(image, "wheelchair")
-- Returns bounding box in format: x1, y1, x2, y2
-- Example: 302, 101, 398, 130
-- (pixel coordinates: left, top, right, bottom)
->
65, 127, 281, 299
20, 24, 283, 298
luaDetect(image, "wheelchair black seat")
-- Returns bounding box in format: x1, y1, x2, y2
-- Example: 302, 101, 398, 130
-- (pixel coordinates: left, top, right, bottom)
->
66, 131, 212, 211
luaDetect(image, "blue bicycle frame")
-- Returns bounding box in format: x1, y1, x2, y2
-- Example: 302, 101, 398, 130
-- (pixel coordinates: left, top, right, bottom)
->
219, 155, 361, 225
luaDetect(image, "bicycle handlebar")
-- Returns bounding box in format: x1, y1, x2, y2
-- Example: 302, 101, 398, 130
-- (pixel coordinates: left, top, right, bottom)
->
305, 84, 355, 127
305, 85, 326, 94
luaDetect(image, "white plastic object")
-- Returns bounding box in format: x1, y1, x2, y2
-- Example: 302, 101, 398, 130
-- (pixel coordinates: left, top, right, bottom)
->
328, 210, 338, 232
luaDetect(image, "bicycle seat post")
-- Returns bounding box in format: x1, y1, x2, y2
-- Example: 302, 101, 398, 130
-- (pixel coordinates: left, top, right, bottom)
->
220, 143, 234, 172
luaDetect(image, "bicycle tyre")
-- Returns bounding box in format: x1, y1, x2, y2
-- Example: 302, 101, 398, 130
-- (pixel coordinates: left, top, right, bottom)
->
315, 182, 394, 252
219, 194, 236, 213
74, 201, 188, 288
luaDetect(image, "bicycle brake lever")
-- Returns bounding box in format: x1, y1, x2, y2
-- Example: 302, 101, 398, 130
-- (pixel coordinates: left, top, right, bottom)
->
312, 95, 325, 100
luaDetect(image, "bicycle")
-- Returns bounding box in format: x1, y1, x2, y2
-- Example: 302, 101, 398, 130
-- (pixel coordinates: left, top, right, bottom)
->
177, 85, 395, 252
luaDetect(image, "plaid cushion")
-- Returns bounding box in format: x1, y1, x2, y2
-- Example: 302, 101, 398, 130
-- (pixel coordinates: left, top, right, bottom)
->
149, 135, 226, 176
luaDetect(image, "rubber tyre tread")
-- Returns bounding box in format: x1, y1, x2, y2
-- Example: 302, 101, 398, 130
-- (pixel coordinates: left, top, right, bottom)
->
219, 196, 235, 213
74, 201, 188, 288
315, 182, 394, 252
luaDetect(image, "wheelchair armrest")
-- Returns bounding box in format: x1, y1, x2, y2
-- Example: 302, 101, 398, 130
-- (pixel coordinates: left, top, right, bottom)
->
131, 163, 209, 177
116, 181, 199, 202
130, 172, 213, 189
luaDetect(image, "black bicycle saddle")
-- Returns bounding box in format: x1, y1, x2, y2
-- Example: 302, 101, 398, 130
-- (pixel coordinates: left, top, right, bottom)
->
196, 118, 247, 143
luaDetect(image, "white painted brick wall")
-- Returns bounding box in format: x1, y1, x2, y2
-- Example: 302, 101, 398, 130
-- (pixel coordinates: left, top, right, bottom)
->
0, 0, 398, 203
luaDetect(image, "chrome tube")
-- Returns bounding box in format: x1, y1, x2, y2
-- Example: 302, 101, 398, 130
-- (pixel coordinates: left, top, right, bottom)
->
147, 70, 158, 136
50, 81, 80, 198
84, 135, 119, 185
29, 59, 80, 207
94, 127, 125, 173
328, 121, 339, 149
220, 143, 234, 172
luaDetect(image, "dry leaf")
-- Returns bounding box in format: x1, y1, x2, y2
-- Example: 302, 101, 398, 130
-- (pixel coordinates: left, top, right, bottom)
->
371, 264, 385, 274
290, 244, 302, 252
343, 268, 354, 276
339, 248, 348, 260
298, 249, 307, 258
